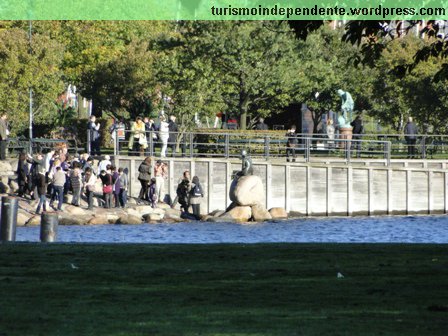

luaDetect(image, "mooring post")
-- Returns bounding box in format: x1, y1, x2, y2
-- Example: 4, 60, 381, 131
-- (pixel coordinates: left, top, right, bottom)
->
40, 212, 59, 243
0, 196, 19, 242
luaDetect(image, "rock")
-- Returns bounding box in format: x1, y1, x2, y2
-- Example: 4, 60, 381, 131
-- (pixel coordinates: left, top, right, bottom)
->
151, 208, 165, 215
209, 210, 225, 217
144, 213, 164, 222
127, 198, 137, 205
164, 208, 182, 221
229, 175, 264, 206
64, 205, 87, 216
8, 180, 19, 193
64, 194, 73, 204
59, 215, 91, 225
251, 204, 272, 222
157, 202, 171, 209
125, 208, 141, 217
220, 206, 252, 222
17, 210, 32, 227
135, 205, 154, 216
106, 213, 120, 224
87, 216, 109, 225
207, 216, 235, 223
26, 215, 41, 226
269, 207, 288, 219
117, 215, 142, 225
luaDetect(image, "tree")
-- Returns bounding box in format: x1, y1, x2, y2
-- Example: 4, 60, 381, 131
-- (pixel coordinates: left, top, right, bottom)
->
293, 26, 376, 133
0, 28, 64, 135
177, 21, 300, 130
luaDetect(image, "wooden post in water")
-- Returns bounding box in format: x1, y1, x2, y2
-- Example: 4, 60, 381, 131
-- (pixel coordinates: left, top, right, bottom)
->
0, 196, 18, 242
40, 212, 59, 243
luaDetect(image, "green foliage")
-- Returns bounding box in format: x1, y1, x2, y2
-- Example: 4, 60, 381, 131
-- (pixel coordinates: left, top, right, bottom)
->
0, 27, 64, 135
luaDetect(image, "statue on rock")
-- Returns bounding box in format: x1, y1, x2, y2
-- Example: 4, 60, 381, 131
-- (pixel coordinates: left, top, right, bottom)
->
336, 89, 354, 128
237, 149, 253, 177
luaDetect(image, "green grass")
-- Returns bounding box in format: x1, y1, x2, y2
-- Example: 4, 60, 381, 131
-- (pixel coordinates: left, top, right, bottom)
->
0, 243, 447, 335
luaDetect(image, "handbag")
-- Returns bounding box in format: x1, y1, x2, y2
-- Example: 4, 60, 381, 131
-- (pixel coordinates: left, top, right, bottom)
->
138, 134, 147, 146
103, 175, 113, 193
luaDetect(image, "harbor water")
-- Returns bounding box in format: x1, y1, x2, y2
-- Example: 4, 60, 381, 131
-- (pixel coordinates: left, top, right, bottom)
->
14, 215, 448, 244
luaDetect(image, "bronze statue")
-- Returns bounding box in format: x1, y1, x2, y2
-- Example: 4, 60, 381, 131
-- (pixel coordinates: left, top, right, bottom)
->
238, 149, 253, 177
337, 89, 354, 128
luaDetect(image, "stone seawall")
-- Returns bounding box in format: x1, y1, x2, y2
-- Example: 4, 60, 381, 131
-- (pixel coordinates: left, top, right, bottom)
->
115, 156, 448, 216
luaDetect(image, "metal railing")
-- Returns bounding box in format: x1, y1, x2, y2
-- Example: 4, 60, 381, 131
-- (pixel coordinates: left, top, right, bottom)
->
113, 129, 392, 165
8, 137, 78, 154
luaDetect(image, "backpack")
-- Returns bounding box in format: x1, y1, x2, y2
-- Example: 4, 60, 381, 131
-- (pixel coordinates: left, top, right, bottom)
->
190, 183, 202, 197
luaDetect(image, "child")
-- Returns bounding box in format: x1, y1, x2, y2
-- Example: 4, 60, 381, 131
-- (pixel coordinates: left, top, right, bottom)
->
189, 176, 204, 220
148, 177, 157, 208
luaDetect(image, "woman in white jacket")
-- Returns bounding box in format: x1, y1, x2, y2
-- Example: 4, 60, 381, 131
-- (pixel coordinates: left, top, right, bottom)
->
159, 115, 170, 158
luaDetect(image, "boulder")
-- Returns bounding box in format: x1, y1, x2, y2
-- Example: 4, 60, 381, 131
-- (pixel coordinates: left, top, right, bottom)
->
269, 207, 288, 219
220, 206, 252, 222
135, 205, 154, 216
8, 180, 19, 193
26, 215, 41, 227
64, 205, 87, 216
207, 216, 236, 223
144, 213, 164, 222
59, 215, 91, 225
251, 204, 272, 222
17, 210, 32, 227
117, 215, 142, 225
127, 198, 137, 205
209, 210, 225, 217
87, 216, 109, 225
180, 212, 196, 221
125, 207, 141, 217
157, 202, 171, 209
164, 208, 182, 221
229, 175, 264, 206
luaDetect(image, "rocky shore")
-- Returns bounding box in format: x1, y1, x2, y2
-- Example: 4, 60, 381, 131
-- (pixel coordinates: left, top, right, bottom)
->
1, 160, 289, 227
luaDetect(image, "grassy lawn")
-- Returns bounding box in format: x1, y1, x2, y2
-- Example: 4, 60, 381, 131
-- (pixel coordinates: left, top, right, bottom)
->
0, 243, 447, 335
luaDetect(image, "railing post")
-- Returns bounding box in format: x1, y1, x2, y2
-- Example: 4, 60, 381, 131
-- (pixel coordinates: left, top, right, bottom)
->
385, 141, 391, 166
189, 132, 194, 158
305, 138, 311, 163
149, 131, 154, 157
264, 136, 270, 161
345, 140, 351, 164
422, 136, 427, 159
114, 129, 118, 156
87, 129, 91, 155
225, 133, 230, 159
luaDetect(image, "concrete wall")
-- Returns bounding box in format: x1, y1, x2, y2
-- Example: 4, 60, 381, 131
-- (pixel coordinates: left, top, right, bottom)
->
115, 156, 448, 216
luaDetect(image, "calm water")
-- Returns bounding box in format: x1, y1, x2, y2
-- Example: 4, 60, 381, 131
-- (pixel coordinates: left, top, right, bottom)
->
15, 215, 448, 244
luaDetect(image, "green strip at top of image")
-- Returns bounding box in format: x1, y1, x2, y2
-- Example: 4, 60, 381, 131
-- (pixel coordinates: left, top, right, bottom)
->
1, 0, 448, 20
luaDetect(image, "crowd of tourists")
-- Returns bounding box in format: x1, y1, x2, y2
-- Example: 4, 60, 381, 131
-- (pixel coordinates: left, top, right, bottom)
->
15, 147, 204, 219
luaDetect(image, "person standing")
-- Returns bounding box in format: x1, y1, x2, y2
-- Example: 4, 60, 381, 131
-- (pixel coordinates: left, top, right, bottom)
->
70, 161, 83, 206
154, 159, 168, 203
189, 176, 204, 220
168, 115, 178, 157
144, 117, 157, 156
286, 125, 298, 162
255, 117, 268, 130
35, 169, 48, 214
50, 166, 66, 211
118, 168, 128, 208
16, 153, 29, 198
404, 117, 418, 159
0, 113, 9, 160
350, 115, 364, 158
137, 157, 152, 203
100, 169, 113, 208
87, 115, 101, 156
128, 116, 147, 156
83, 167, 96, 210
174, 170, 191, 213
159, 115, 170, 158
